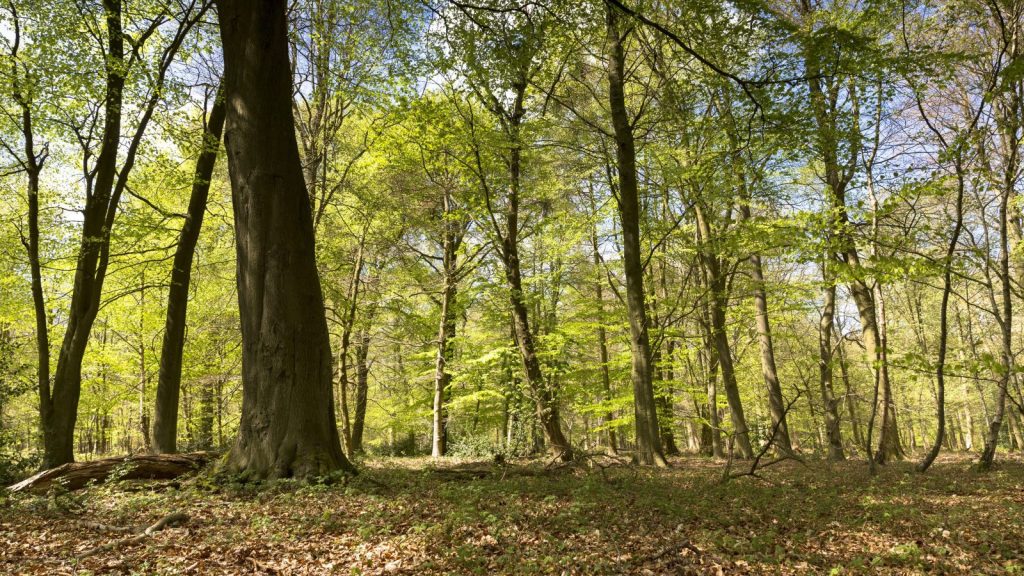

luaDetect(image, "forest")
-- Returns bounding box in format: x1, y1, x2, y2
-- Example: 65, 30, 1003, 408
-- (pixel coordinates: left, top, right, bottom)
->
0, 0, 1023, 574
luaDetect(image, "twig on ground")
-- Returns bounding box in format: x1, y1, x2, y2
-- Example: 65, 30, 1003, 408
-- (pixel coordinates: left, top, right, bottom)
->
79, 512, 189, 558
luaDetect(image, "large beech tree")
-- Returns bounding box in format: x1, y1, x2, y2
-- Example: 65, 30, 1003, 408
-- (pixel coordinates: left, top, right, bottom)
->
216, 0, 354, 478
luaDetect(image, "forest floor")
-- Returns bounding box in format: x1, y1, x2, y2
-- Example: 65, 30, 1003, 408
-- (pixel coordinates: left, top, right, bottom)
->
1, 453, 1022, 575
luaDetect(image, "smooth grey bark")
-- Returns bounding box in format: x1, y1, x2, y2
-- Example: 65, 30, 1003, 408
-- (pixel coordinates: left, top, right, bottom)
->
818, 265, 845, 460
801, 27, 900, 467
605, 4, 666, 466
217, 0, 354, 478
153, 86, 226, 454
431, 277, 457, 457
736, 193, 793, 456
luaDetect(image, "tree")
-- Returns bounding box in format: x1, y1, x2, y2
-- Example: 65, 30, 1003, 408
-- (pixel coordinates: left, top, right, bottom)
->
440, 1, 574, 460
153, 85, 226, 454
216, 0, 354, 478
604, 2, 667, 466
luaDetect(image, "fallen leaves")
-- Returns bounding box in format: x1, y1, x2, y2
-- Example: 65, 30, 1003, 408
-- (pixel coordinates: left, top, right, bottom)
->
0, 453, 1021, 575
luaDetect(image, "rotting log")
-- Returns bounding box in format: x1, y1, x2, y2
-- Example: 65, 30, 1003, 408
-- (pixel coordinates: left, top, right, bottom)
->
7, 452, 215, 493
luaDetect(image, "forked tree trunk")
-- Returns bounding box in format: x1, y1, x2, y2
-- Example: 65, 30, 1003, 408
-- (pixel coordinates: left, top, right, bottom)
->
153, 86, 226, 454
216, 0, 354, 479
36, 0, 198, 469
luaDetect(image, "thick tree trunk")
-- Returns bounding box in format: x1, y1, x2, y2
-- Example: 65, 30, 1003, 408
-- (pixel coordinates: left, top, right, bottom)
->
9, 452, 215, 493
216, 0, 354, 479
153, 87, 226, 454
605, 5, 666, 467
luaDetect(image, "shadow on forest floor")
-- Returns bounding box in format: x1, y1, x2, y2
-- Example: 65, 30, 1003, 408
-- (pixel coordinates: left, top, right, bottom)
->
1, 453, 1022, 574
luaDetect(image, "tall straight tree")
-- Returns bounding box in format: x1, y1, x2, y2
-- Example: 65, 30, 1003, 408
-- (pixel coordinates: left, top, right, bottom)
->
153, 85, 226, 454
216, 0, 354, 478
604, 2, 666, 467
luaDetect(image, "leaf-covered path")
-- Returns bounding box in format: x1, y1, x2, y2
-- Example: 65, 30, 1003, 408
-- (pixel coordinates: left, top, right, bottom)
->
2, 455, 1022, 575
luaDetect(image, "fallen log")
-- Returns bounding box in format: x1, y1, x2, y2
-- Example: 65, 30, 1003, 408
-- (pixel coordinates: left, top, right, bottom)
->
7, 452, 216, 493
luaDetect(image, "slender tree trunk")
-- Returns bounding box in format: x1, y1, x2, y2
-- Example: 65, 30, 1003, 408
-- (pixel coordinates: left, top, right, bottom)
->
153, 86, 226, 454
819, 267, 845, 460
590, 214, 618, 456
918, 162, 965, 471
13, 73, 50, 463
658, 339, 681, 456
337, 242, 365, 454
431, 277, 457, 458
431, 195, 463, 458
197, 378, 215, 450
836, 337, 863, 449
604, 4, 666, 467
731, 144, 793, 455
38, 0, 197, 468
704, 349, 723, 458
492, 88, 572, 462
217, 0, 353, 479
872, 283, 903, 463
350, 327, 370, 454
979, 169, 1014, 470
